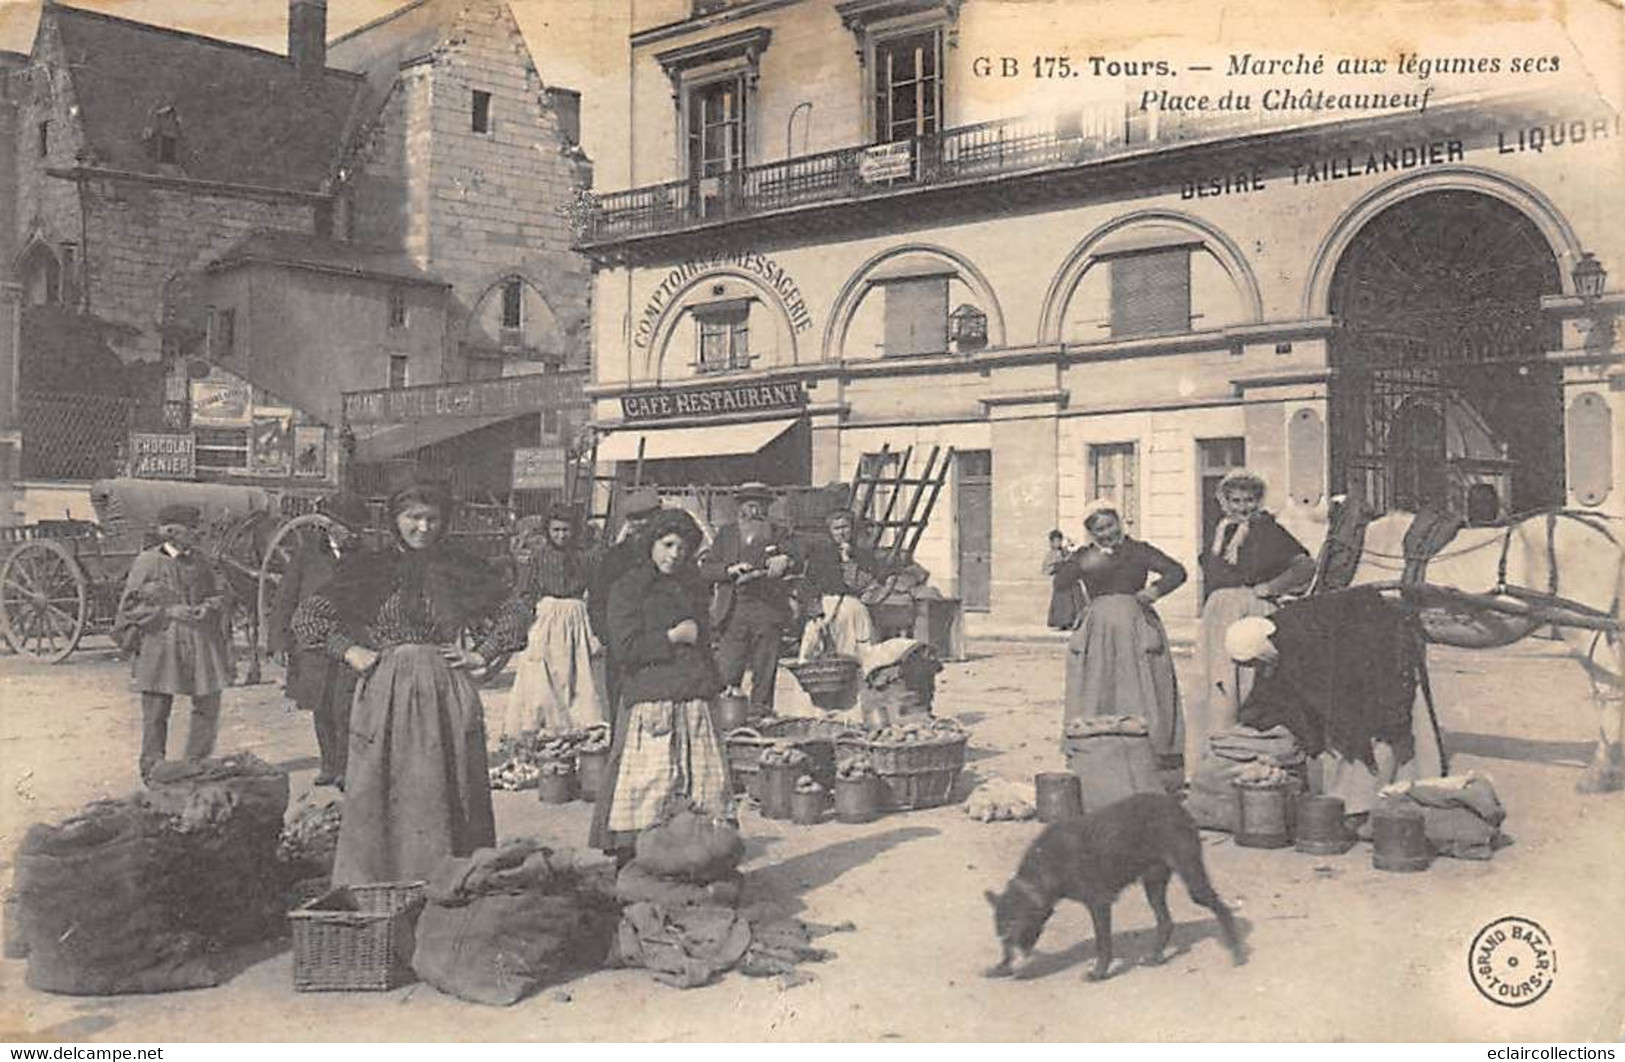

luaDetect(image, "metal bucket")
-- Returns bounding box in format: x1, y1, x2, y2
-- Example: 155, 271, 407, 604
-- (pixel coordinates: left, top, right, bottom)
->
790, 789, 826, 825
1372, 807, 1432, 872
834, 777, 879, 823
576, 749, 609, 803
1234, 784, 1293, 848
759, 763, 798, 821
1294, 795, 1354, 855
1034, 772, 1084, 823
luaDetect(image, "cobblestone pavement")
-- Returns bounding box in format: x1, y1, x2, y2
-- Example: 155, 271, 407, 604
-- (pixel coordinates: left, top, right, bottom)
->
1, 636, 1621, 1042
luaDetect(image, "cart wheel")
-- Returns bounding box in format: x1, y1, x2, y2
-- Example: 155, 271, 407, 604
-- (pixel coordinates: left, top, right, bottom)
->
258, 513, 339, 659
0, 539, 89, 663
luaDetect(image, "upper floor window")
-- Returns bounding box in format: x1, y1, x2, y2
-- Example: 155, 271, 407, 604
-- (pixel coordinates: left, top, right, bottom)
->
387, 287, 408, 329
501, 279, 523, 331
656, 28, 771, 181
693, 300, 751, 373
208, 307, 236, 358
36, 120, 49, 158
687, 77, 746, 179
472, 90, 492, 134
19, 242, 60, 307
873, 29, 941, 142
388, 354, 409, 389
840, 0, 960, 144
1108, 247, 1192, 338
144, 105, 183, 166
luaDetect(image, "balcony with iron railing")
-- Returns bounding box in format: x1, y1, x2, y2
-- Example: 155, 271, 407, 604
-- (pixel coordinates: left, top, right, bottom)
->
579, 102, 1276, 246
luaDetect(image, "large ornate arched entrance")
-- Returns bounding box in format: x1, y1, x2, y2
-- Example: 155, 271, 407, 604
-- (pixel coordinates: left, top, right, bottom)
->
1328, 190, 1565, 516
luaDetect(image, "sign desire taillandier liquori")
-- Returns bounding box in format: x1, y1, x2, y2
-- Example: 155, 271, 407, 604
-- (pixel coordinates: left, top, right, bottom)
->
619, 381, 807, 422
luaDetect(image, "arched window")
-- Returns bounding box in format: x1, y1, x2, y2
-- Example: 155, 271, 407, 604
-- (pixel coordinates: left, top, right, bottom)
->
18, 242, 61, 307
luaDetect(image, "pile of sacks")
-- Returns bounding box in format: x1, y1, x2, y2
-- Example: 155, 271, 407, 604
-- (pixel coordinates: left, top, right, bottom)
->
1186, 726, 1307, 832
608, 806, 839, 989
7, 753, 290, 994
1378, 773, 1508, 860
411, 839, 619, 1006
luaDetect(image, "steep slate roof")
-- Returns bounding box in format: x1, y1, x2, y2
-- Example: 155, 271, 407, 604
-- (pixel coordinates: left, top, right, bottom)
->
47, 3, 366, 192
207, 230, 447, 286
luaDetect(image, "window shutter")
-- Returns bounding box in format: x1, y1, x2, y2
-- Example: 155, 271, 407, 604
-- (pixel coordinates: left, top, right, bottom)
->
1109, 248, 1192, 338
882, 276, 948, 356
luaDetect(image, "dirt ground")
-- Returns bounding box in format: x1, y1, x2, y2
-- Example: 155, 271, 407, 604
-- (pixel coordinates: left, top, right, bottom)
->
1, 635, 1622, 1043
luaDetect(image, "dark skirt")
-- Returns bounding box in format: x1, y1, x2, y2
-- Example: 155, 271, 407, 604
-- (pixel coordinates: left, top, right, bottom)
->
285, 647, 355, 711
331, 644, 496, 886
1047, 582, 1084, 630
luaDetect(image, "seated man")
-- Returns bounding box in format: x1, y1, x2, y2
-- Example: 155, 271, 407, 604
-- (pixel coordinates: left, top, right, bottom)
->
1225, 588, 1444, 825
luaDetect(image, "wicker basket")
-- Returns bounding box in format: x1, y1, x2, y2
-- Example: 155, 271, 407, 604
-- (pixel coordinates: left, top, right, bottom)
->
837, 732, 968, 810
289, 881, 426, 992
786, 657, 861, 710
725, 717, 857, 798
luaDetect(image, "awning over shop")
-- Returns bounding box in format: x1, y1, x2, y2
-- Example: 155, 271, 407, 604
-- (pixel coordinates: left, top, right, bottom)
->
353, 413, 520, 462
595, 417, 798, 462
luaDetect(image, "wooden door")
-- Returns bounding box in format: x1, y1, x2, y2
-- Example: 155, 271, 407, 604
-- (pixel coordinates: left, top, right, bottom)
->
956, 449, 992, 611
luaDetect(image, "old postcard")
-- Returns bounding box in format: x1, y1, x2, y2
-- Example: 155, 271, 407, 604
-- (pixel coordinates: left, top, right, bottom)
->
0, 0, 1622, 1044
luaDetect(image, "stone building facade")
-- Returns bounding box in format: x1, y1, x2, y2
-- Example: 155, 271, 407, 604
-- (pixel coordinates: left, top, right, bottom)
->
579, 0, 1625, 634
0, 0, 590, 520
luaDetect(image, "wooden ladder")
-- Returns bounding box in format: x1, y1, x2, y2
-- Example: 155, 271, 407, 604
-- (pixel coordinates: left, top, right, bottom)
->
848, 443, 955, 566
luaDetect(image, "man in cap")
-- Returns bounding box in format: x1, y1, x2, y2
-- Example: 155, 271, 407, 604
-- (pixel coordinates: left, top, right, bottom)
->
587, 487, 663, 715
114, 503, 234, 781
273, 493, 373, 786
699, 482, 803, 716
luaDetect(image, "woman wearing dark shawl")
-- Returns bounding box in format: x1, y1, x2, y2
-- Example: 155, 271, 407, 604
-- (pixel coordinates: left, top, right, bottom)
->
1187, 469, 1317, 782
588, 508, 731, 860
292, 478, 530, 885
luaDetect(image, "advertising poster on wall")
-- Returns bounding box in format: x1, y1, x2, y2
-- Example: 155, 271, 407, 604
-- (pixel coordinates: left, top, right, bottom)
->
189, 377, 252, 427
248, 409, 293, 477
292, 425, 328, 479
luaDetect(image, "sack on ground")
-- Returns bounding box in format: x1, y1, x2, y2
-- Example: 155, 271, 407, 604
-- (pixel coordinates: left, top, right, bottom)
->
1379, 773, 1506, 859
631, 807, 745, 883
610, 901, 753, 989
12, 802, 220, 995
411, 890, 617, 1005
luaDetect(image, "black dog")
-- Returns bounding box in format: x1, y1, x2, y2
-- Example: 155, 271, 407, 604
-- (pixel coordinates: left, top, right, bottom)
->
984, 792, 1247, 981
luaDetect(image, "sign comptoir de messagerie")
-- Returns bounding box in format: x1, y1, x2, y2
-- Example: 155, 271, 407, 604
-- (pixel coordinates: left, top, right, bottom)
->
634, 252, 814, 350
619, 380, 807, 422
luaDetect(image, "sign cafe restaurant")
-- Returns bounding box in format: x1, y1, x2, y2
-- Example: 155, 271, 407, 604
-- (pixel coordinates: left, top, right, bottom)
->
577, 2, 1625, 634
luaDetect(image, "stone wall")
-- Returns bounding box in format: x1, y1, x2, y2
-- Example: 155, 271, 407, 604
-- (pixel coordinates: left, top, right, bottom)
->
345, 0, 593, 378
80, 179, 321, 363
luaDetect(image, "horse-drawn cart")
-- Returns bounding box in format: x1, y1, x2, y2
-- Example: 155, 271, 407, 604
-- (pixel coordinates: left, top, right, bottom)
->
0, 479, 277, 665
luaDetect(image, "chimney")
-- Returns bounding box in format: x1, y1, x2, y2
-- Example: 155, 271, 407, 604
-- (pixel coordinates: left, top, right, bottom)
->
289, 0, 328, 78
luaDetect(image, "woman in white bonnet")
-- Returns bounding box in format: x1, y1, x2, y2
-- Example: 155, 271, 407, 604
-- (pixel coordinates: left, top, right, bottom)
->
1054, 498, 1187, 761
1188, 469, 1316, 782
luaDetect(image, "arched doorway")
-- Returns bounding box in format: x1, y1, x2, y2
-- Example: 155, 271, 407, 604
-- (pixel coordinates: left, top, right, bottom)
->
1329, 190, 1565, 516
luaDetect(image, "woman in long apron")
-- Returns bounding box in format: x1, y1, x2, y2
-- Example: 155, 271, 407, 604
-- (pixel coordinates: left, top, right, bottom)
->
1187, 469, 1318, 782
1058, 500, 1187, 761
292, 478, 531, 885
506, 505, 607, 735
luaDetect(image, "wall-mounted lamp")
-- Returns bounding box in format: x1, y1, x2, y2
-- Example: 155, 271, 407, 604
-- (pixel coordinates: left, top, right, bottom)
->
1573, 251, 1607, 302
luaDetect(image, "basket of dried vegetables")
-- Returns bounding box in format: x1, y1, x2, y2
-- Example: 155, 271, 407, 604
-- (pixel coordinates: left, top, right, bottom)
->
839, 717, 968, 810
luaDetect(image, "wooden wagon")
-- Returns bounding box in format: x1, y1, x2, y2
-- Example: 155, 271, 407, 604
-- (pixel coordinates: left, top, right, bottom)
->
0, 479, 277, 665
